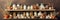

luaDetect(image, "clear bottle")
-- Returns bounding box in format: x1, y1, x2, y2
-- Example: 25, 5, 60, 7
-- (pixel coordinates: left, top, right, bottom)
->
20, 5, 23, 10
23, 5, 26, 10
30, 5, 33, 10
13, 12, 17, 19
38, 11, 42, 16
17, 13, 20, 19
12, 4, 17, 10
27, 6, 30, 10
20, 14, 24, 19
26, 12, 29, 17
34, 12, 37, 17
17, 4, 20, 9
40, 3, 45, 10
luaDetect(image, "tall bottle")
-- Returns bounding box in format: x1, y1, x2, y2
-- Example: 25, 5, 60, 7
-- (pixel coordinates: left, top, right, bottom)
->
34, 12, 37, 17
40, 3, 45, 10
23, 5, 26, 10
30, 5, 33, 10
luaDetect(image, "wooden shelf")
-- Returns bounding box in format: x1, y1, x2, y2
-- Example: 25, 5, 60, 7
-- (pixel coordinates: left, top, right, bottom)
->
5, 9, 55, 11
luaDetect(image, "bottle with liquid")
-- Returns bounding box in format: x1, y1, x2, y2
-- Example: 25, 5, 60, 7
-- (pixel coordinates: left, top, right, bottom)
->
49, 7, 52, 10
12, 4, 17, 10
33, 5, 37, 10
23, 12, 26, 19
20, 14, 24, 19
49, 13, 56, 19
13, 12, 17, 19
20, 5, 23, 10
27, 6, 30, 10
26, 12, 30, 18
17, 12, 21, 19
3, 14, 9, 19
34, 12, 37, 17
40, 13, 46, 19
46, 15, 50, 19
45, 5, 48, 9
30, 12, 35, 19
40, 3, 45, 10
23, 5, 26, 10
36, 3, 39, 6
9, 14, 12, 19
38, 12, 42, 16
30, 5, 33, 10
17, 4, 20, 9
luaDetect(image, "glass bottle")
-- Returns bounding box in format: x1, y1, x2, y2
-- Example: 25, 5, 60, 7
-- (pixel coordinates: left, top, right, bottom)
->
26, 12, 29, 17
13, 12, 17, 19
23, 12, 26, 19
45, 5, 48, 9
38, 11, 42, 16
17, 4, 20, 9
20, 14, 24, 19
17, 12, 21, 19
49, 7, 52, 10
12, 4, 17, 10
27, 6, 30, 10
23, 5, 26, 10
40, 3, 45, 10
34, 12, 37, 17
30, 5, 33, 10
20, 5, 23, 10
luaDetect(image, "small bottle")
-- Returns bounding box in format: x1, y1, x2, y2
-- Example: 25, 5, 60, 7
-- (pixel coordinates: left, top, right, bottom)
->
36, 3, 39, 6
23, 5, 26, 10
31, 15, 35, 19
49, 7, 52, 10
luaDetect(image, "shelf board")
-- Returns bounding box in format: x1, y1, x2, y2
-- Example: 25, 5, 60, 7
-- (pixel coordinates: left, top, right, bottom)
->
5, 9, 55, 11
